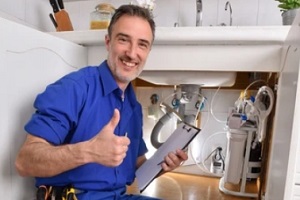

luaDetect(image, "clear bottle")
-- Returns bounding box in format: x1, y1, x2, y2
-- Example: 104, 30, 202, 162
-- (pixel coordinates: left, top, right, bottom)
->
90, 3, 115, 30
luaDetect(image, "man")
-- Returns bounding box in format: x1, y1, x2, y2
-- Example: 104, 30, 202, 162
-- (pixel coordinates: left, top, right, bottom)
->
15, 4, 188, 200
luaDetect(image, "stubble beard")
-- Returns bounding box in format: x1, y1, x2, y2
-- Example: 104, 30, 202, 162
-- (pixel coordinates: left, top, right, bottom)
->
114, 65, 142, 83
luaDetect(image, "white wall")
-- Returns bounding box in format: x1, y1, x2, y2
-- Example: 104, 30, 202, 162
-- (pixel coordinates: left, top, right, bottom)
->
1, 17, 87, 199
0, 0, 55, 31
64, 0, 282, 30
0, 0, 282, 32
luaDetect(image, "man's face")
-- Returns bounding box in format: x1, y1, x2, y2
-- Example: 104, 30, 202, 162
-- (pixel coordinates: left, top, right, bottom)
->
105, 15, 153, 87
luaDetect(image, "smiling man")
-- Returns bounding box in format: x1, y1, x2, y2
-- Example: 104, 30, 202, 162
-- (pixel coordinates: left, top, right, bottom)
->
15, 4, 187, 200
105, 11, 153, 90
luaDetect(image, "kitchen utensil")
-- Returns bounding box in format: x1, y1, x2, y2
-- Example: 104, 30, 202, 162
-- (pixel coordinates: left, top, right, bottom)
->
49, 0, 73, 31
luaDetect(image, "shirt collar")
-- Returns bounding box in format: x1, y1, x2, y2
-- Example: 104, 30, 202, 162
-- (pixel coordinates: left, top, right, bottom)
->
97, 61, 138, 106
98, 61, 119, 96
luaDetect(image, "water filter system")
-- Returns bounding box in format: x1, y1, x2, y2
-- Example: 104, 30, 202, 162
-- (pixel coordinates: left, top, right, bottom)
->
147, 83, 274, 197
219, 84, 274, 198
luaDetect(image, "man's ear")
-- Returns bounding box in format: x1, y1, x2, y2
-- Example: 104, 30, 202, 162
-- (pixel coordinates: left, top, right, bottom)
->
105, 34, 110, 51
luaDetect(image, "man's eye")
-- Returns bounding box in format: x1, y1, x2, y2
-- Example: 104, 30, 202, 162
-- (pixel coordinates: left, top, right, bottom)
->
139, 43, 149, 49
119, 37, 128, 42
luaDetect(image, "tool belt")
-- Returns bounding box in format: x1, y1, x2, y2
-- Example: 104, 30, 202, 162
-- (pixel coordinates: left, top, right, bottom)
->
36, 185, 78, 200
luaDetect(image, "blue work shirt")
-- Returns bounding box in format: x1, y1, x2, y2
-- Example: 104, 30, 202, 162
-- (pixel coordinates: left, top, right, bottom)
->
25, 61, 148, 191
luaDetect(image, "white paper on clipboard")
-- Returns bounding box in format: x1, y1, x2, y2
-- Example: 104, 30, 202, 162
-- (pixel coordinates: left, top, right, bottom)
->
135, 122, 201, 193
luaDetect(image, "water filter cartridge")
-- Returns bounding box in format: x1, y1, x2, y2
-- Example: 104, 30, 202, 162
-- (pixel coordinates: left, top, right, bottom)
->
223, 129, 247, 184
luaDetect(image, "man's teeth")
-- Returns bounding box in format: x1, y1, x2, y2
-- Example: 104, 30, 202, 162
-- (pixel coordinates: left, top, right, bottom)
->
123, 61, 135, 67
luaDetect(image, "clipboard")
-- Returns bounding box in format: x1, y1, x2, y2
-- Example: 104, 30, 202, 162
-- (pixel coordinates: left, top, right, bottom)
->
135, 122, 201, 193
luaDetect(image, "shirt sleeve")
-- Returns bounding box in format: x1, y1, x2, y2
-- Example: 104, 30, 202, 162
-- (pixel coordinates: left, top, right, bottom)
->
138, 138, 148, 157
137, 107, 148, 157
24, 77, 85, 145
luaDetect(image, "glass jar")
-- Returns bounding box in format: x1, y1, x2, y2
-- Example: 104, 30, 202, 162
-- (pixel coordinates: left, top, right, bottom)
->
90, 3, 115, 30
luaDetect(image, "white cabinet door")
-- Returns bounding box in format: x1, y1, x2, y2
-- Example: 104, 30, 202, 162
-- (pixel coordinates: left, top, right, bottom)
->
286, 17, 300, 197
294, 148, 300, 197
1, 17, 87, 200
266, 11, 300, 200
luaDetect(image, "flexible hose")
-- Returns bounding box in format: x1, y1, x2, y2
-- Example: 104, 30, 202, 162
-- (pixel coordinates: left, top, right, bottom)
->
150, 113, 173, 149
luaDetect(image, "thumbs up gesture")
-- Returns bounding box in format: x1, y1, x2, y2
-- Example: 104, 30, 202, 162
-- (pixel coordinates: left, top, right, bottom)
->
88, 109, 130, 167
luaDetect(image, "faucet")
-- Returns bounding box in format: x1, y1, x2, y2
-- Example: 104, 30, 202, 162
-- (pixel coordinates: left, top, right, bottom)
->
196, 0, 202, 26
225, 1, 232, 26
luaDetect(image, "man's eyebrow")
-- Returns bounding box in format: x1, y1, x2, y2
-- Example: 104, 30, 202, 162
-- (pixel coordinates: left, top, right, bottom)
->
116, 33, 129, 38
116, 33, 151, 46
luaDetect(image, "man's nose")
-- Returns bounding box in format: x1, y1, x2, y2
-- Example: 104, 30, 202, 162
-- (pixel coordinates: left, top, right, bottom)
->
125, 44, 137, 58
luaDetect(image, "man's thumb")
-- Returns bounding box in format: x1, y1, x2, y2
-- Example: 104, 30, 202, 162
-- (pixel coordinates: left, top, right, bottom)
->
109, 109, 120, 130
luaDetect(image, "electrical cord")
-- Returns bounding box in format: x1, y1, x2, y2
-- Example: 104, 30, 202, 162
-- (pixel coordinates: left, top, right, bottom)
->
6, 47, 79, 69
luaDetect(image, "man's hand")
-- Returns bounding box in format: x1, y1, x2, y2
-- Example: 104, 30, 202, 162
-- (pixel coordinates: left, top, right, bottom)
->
15, 109, 130, 177
160, 149, 188, 172
88, 109, 130, 167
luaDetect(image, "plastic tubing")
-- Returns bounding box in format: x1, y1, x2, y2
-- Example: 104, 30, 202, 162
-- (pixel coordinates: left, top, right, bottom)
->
210, 86, 227, 123
189, 131, 226, 176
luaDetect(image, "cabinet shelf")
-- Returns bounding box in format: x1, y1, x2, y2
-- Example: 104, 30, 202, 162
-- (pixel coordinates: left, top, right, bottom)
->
48, 26, 290, 86
49, 26, 289, 46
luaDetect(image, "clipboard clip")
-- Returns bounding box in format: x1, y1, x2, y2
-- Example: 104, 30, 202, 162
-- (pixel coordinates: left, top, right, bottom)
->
182, 125, 192, 132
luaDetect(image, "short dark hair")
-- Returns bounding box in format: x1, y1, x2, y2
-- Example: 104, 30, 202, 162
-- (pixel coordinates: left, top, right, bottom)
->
108, 4, 156, 42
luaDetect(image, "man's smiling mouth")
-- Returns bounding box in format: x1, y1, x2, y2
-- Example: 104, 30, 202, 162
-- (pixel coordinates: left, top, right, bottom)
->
122, 60, 137, 68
